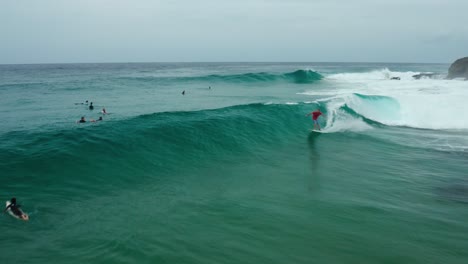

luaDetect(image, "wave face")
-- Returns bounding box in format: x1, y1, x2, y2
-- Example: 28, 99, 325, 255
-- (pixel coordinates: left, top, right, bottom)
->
283, 70, 324, 83
120, 69, 323, 84
0, 103, 313, 187
4, 92, 465, 186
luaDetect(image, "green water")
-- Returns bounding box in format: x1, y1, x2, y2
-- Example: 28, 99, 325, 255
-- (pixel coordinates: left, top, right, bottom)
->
1, 63, 467, 263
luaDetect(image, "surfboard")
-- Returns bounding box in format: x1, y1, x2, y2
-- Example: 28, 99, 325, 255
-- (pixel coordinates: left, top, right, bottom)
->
310, 129, 324, 133
5, 201, 29, 221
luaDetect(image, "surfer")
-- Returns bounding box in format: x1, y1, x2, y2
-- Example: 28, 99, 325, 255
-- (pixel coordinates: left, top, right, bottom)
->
91, 117, 103, 122
75, 100, 89, 105
182, 90, 185, 95
4, 198, 28, 220
78, 116, 86, 123
89, 102, 94, 110
4, 198, 18, 212
102, 108, 107, 114
306, 109, 325, 130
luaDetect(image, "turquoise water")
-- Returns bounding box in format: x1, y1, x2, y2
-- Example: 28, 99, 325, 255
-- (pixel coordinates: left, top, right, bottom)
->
1, 63, 468, 263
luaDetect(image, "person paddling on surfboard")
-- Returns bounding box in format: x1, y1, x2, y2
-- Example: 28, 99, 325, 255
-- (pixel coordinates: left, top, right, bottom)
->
4, 197, 28, 221
306, 109, 325, 131
4, 198, 18, 212
90, 117, 103, 122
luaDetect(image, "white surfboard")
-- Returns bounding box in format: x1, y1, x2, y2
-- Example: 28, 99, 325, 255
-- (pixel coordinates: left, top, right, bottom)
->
310, 129, 325, 133
5, 201, 29, 221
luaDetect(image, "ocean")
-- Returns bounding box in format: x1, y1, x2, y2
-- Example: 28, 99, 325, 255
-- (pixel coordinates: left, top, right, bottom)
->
1, 62, 467, 264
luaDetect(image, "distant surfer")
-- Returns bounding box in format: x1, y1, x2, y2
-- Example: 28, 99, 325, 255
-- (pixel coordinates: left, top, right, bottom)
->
91, 117, 103, 122
306, 109, 325, 130
4, 197, 29, 221
89, 102, 94, 110
78, 116, 86, 123
101, 108, 107, 114
75, 100, 89, 105
182, 90, 185, 95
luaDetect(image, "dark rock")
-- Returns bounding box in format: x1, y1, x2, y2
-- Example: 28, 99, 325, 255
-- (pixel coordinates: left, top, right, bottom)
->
447, 57, 468, 80
412, 73, 437, 80
390, 77, 400, 80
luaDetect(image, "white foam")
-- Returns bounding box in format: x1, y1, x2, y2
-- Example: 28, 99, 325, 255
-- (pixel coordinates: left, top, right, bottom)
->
322, 115, 373, 133
303, 69, 468, 130
327, 68, 430, 81
314, 98, 373, 133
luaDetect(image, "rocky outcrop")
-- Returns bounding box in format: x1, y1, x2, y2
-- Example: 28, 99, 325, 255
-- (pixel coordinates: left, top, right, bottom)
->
447, 57, 468, 80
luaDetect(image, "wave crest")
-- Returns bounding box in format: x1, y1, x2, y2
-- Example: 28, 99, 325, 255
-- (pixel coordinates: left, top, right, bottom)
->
120, 70, 323, 84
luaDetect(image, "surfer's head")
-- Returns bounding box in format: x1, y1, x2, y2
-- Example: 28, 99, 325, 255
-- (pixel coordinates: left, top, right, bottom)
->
10, 197, 16, 204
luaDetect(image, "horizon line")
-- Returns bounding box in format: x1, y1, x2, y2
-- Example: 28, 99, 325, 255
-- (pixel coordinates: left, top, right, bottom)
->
0, 61, 452, 66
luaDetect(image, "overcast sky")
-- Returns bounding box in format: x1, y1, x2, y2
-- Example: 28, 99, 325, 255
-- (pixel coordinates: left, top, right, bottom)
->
1, 0, 467, 64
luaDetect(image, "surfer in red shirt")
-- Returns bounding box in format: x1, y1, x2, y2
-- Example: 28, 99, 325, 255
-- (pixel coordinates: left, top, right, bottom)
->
306, 109, 325, 130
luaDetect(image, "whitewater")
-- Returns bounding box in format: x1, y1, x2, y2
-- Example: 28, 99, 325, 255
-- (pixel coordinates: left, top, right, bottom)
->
1, 62, 467, 264
320, 68, 468, 130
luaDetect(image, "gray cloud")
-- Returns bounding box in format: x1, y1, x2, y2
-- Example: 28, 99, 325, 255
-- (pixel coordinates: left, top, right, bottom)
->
0, 0, 467, 63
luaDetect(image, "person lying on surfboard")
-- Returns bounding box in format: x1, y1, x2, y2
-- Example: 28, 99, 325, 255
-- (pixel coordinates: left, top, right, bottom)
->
90, 117, 103, 122
4, 197, 29, 221
306, 109, 326, 131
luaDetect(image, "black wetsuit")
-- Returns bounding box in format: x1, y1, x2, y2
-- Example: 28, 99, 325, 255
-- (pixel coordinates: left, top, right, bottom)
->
79, 119, 86, 123
89, 105, 94, 110
5, 203, 22, 217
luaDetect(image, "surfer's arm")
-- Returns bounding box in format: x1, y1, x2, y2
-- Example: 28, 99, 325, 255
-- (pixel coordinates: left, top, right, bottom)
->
4, 205, 11, 212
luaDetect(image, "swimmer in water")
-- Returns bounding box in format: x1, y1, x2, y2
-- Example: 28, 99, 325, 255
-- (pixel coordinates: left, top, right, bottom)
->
102, 108, 107, 114
78, 116, 86, 123
89, 102, 94, 110
182, 90, 185, 95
